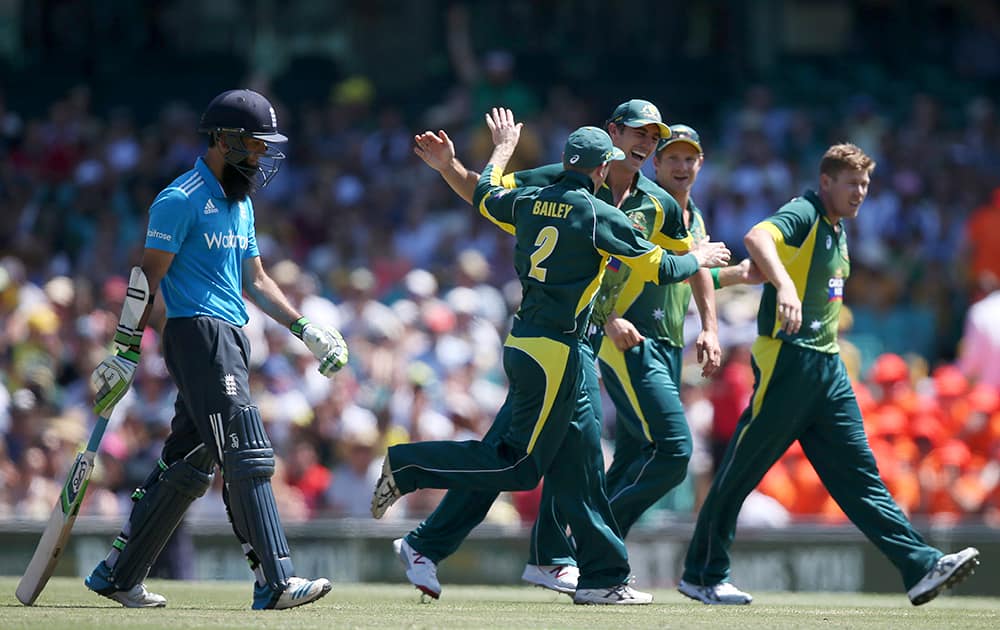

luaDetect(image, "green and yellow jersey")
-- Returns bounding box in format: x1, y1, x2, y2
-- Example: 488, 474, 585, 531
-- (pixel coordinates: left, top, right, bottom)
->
753, 190, 849, 354
475, 165, 699, 337
652, 200, 707, 347
501, 164, 692, 332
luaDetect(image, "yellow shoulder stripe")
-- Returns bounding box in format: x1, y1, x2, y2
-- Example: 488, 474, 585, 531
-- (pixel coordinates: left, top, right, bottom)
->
753, 221, 785, 244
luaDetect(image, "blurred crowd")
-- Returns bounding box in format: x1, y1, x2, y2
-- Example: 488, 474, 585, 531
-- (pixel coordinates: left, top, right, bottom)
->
1, 31, 1000, 527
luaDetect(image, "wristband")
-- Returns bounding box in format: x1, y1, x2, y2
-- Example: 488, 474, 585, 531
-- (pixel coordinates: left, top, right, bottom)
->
710, 267, 722, 290
290, 316, 310, 339
116, 347, 141, 363
113, 327, 142, 349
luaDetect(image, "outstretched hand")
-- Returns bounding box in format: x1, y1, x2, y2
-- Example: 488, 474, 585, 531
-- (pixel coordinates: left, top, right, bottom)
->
485, 107, 522, 150
413, 130, 456, 172
689, 238, 732, 268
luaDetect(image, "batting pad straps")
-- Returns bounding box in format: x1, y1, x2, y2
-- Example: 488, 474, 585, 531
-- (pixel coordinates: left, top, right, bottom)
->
109, 445, 215, 590
223, 406, 276, 482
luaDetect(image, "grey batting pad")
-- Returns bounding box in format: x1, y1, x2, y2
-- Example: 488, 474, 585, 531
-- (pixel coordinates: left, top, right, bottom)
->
111, 445, 215, 590
223, 406, 294, 590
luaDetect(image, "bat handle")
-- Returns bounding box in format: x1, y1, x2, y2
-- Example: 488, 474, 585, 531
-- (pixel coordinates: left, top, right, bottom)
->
85, 411, 113, 454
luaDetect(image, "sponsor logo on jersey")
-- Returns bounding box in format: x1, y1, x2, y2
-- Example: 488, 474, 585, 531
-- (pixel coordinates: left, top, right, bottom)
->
204, 199, 218, 214
147, 228, 173, 242
204, 231, 249, 250
828, 276, 844, 301
825, 235, 832, 250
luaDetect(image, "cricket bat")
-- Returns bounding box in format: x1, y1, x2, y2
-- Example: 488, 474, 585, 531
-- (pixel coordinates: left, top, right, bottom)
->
16, 407, 113, 605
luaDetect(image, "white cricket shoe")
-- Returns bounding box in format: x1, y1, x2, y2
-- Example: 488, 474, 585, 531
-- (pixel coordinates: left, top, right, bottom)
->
106, 583, 168, 608
269, 577, 332, 610
394, 537, 441, 599
907, 547, 980, 606
521, 564, 579, 595
371, 457, 401, 519
86, 560, 167, 608
573, 583, 652, 605
678, 579, 753, 605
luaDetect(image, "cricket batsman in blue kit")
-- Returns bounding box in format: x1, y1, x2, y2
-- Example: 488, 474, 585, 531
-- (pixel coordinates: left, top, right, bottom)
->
85, 89, 348, 609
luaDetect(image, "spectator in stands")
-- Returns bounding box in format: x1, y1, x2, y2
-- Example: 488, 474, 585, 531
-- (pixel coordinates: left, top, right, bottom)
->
958, 273, 1000, 387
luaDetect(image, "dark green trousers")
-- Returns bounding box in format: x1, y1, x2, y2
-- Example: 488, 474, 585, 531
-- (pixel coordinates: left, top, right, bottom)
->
393, 322, 629, 589
527, 334, 691, 566
682, 337, 942, 589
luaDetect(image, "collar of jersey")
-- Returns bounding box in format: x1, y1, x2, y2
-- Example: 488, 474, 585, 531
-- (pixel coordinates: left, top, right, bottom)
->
559, 169, 596, 191
803, 189, 833, 223
600, 170, 642, 198
194, 157, 228, 199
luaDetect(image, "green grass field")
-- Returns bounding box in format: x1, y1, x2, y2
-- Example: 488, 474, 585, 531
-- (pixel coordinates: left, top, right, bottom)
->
1, 578, 998, 629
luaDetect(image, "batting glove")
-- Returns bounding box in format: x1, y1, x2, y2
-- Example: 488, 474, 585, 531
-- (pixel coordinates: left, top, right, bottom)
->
291, 317, 349, 376
92, 353, 138, 415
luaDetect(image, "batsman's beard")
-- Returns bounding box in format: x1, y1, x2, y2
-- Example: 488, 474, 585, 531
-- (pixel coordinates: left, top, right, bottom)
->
221, 160, 254, 202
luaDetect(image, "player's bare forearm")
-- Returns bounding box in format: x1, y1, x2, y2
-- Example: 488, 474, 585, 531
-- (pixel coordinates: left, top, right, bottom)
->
691, 269, 722, 376
242, 257, 301, 327
690, 268, 718, 333
717, 264, 745, 288
136, 248, 173, 331
746, 227, 801, 334
441, 158, 478, 204
744, 228, 793, 290
413, 130, 479, 204
717, 258, 764, 287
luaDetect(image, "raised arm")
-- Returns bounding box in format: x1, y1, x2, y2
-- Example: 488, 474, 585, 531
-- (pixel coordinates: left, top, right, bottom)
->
471, 108, 523, 211
413, 129, 479, 204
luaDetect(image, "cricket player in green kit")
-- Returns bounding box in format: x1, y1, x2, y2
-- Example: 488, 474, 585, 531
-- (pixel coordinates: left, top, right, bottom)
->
400, 101, 724, 597
372, 109, 730, 605
678, 143, 980, 606
591, 123, 765, 543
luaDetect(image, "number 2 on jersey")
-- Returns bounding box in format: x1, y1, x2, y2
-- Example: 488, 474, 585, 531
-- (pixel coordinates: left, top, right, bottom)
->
529, 226, 559, 282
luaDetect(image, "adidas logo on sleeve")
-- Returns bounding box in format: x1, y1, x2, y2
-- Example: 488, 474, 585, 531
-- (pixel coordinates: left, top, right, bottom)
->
204, 199, 218, 214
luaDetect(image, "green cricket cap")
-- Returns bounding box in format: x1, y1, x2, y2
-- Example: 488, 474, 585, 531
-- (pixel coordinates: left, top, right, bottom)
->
657, 123, 703, 154
563, 126, 626, 169
608, 99, 671, 139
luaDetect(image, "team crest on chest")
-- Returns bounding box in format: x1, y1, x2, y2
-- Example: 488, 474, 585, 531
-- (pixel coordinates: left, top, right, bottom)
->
627, 210, 650, 236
